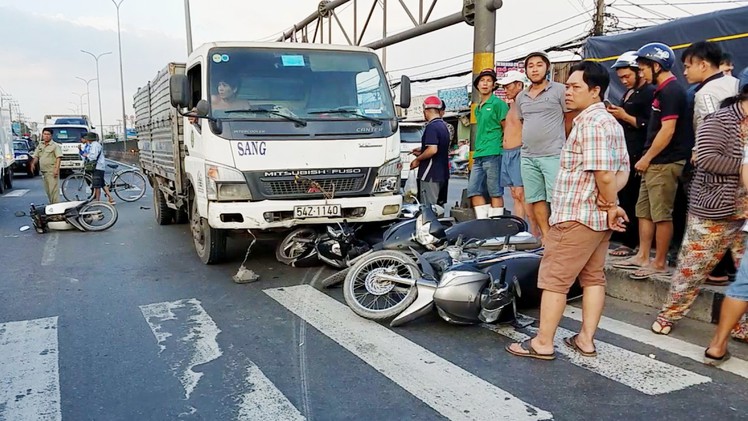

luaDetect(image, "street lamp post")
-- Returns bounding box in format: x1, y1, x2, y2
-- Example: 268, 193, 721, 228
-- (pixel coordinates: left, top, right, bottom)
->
75, 77, 97, 122
72, 92, 87, 116
112, 0, 128, 150
81, 50, 112, 139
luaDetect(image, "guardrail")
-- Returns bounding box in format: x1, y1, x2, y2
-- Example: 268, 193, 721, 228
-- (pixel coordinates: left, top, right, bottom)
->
103, 140, 139, 166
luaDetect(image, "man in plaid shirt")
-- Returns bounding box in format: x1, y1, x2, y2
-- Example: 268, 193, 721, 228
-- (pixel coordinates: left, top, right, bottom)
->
507, 61, 630, 360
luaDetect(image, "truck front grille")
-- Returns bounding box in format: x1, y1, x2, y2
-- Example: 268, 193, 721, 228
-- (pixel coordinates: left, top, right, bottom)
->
262, 177, 365, 197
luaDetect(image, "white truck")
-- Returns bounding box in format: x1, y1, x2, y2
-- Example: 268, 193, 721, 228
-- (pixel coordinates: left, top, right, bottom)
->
135, 41, 411, 264
0, 107, 14, 193
41, 114, 94, 172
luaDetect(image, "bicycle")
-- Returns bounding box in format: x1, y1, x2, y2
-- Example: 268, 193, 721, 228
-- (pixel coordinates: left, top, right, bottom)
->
61, 163, 147, 202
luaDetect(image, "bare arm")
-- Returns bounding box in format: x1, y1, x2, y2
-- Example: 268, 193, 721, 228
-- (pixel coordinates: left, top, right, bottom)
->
414, 145, 438, 161
593, 170, 619, 206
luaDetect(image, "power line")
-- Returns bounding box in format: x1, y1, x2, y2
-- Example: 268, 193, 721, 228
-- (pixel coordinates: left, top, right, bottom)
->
387, 10, 593, 75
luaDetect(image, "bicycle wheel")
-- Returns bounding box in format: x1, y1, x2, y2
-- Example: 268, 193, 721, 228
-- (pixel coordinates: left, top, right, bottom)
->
77, 202, 118, 231
61, 174, 93, 201
112, 170, 147, 202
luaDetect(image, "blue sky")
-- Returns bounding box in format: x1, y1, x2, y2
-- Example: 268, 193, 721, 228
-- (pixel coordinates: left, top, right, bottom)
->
0, 0, 742, 131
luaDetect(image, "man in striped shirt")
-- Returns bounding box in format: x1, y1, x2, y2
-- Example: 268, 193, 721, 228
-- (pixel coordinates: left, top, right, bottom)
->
506, 61, 630, 360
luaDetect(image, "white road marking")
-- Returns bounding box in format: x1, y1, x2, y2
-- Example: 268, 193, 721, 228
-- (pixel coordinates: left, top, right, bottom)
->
41, 233, 59, 266
139, 299, 222, 399
265, 285, 553, 421
563, 306, 748, 380
487, 322, 711, 395
237, 363, 306, 421
2, 189, 29, 197
0, 317, 61, 421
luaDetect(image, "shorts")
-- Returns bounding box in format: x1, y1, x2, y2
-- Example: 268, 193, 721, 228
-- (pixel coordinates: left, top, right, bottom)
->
92, 169, 105, 189
635, 161, 685, 223
521, 156, 560, 204
500, 147, 523, 188
467, 155, 503, 198
419, 180, 443, 205
727, 238, 748, 301
538, 221, 612, 294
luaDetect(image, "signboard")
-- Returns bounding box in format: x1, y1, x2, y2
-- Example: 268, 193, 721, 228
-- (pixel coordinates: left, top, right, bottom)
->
437, 86, 469, 112
495, 61, 525, 101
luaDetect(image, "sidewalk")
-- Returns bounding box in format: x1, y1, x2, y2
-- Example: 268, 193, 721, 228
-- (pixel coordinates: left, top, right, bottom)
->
604, 249, 728, 324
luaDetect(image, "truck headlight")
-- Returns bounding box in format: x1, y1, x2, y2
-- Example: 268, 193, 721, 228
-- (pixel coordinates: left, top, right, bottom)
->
205, 163, 252, 201
374, 158, 401, 193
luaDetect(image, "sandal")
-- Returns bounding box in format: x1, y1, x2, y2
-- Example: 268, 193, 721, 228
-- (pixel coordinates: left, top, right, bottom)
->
612, 258, 645, 270
705, 275, 730, 286
630, 267, 670, 280
564, 334, 597, 357
651, 318, 673, 335
609, 246, 636, 257
505, 338, 556, 361
704, 349, 731, 367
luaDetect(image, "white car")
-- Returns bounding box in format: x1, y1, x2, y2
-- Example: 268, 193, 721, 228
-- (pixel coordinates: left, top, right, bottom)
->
398, 121, 425, 185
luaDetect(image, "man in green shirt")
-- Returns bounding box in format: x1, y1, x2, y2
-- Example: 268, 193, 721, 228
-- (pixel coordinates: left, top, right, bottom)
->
30, 128, 63, 203
467, 68, 510, 218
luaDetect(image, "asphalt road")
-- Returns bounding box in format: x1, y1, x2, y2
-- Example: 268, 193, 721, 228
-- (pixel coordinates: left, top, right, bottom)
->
1, 171, 746, 421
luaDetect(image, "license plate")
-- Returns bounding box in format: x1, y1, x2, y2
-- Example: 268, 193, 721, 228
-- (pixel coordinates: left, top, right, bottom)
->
293, 205, 341, 219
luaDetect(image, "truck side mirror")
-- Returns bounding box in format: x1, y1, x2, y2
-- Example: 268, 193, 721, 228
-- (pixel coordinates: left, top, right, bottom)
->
399, 75, 411, 109
195, 99, 210, 116
169, 74, 189, 108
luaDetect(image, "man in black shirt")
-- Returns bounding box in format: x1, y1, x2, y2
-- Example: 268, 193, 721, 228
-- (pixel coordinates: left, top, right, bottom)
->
410, 96, 451, 205
617, 42, 694, 280
607, 51, 655, 258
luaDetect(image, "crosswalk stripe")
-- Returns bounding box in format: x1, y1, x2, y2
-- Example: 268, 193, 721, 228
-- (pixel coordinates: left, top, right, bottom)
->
0, 317, 61, 421
265, 285, 553, 421
486, 322, 711, 395
140, 299, 222, 399
2, 189, 29, 197
238, 363, 306, 421
563, 306, 748, 380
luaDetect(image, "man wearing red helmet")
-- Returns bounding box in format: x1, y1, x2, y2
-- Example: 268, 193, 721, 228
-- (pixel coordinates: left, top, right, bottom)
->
466, 68, 510, 218
410, 96, 451, 205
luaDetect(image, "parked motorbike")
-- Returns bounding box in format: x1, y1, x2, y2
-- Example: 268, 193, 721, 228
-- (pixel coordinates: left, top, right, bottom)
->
30, 200, 118, 233
450, 159, 468, 176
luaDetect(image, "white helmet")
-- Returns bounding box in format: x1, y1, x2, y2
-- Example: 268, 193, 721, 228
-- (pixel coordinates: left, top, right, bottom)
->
611, 51, 639, 69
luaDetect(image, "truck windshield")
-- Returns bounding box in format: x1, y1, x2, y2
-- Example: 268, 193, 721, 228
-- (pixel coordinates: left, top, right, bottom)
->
44, 127, 87, 143
208, 48, 396, 122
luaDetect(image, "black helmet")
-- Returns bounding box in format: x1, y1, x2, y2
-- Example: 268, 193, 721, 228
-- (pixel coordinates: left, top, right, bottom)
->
635, 42, 675, 71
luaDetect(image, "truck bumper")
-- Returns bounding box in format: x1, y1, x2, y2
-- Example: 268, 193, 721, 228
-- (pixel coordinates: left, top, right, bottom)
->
207, 195, 403, 230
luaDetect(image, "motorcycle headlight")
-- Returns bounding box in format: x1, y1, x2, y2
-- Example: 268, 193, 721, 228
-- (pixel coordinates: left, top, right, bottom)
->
374, 158, 402, 193
205, 163, 252, 201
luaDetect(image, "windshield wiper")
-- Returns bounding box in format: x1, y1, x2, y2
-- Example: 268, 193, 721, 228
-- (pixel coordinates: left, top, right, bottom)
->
223, 108, 307, 127
308, 108, 384, 125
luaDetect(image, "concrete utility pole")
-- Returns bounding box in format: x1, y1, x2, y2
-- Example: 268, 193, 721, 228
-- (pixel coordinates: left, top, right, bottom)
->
469, 0, 503, 153
593, 0, 606, 36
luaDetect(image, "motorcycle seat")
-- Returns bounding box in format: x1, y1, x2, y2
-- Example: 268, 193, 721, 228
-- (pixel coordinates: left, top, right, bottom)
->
444, 216, 526, 243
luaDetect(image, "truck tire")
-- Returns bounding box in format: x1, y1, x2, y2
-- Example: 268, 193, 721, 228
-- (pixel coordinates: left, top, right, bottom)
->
190, 194, 226, 264
0, 169, 5, 194
3, 169, 11, 190
153, 182, 175, 225
174, 207, 189, 224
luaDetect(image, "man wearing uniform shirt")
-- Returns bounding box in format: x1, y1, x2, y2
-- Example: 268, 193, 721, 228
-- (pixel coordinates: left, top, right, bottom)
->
607, 51, 655, 258
410, 96, 451, 205
30, 128, 63, 203
618, 42, 695, 280
682, 40, 740, 285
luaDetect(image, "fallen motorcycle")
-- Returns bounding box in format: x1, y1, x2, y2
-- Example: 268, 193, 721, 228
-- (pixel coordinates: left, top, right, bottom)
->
30, 200, 118, 233
341, 206, 581, 327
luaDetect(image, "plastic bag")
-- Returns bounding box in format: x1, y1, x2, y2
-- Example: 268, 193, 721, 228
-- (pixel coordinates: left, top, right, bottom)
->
404, 170, 418, 199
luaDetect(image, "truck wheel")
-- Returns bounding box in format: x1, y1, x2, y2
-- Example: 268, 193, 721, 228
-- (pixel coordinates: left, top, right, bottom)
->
190, 194, 226, 264
4, 170, 12, 190
174, 207, 189, 224
153, 182, 175, 225
0, 169, 5, 194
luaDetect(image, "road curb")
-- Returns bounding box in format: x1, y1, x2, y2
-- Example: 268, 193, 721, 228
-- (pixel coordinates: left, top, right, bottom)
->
604, 261, 725, 324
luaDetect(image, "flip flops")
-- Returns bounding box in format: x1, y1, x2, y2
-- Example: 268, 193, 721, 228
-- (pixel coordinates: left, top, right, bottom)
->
564, 334, 597, 357
629, 267, 670, 280
505, 338, 556, 361
704, 349, 731, 367
612, 258, 644, 270
609, 246, 637, 257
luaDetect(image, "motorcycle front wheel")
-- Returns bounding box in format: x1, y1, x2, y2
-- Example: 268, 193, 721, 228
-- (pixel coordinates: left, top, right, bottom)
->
77, 202, 118, 231
275, 227, 320, 266
343, 250, 419, 321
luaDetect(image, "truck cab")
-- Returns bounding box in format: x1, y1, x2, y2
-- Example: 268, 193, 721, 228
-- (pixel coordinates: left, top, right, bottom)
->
139, 41, 411, 263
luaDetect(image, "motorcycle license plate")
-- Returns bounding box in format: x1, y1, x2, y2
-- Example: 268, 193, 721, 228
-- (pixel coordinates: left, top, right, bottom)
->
293, 205, 341, 219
